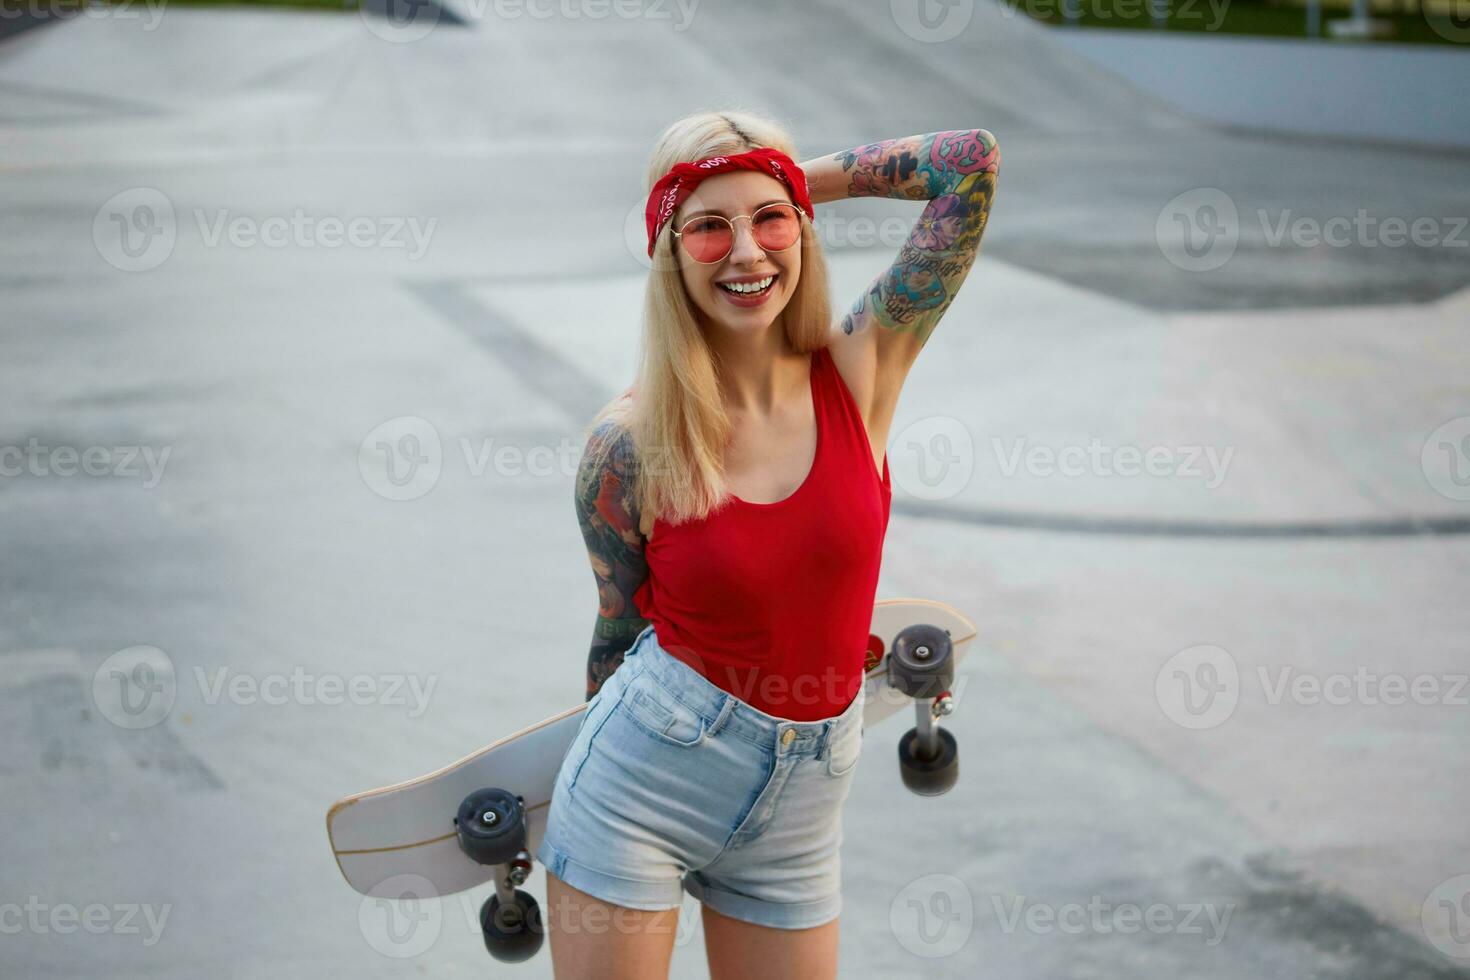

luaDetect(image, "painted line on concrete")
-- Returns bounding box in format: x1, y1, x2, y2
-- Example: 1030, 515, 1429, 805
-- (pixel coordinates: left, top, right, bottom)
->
416, 277, 1469, 540
892, 499, 1470, 538
406, 278, 614, 425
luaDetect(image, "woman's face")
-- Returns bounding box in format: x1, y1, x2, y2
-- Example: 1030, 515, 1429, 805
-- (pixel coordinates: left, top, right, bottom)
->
672, 171, 802, 335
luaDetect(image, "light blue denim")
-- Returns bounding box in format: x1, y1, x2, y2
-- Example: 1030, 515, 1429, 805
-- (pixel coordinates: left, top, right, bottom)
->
536, 623, 866, 930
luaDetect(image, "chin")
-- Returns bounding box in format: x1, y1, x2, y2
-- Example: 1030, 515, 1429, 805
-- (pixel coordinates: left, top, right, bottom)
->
704, 282, 795, 330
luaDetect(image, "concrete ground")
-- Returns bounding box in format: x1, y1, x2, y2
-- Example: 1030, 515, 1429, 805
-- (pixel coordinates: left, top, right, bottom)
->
2, 1, 1468, 978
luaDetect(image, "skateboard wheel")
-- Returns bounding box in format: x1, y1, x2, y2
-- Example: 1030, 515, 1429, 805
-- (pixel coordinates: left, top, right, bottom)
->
480, 890, 544, 963
887, 625, 954, 700
455, 788, 526, 866
897, 726, 959, 796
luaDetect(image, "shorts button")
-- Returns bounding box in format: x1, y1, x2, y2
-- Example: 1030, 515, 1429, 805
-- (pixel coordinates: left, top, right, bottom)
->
780, 729, 795, 747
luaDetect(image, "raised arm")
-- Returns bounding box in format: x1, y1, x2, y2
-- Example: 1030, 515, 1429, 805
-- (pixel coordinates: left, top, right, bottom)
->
574, 420, 651, 701
802, 129, 999, 380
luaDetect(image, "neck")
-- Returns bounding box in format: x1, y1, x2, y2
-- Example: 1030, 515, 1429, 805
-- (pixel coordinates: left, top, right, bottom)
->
705, 316, 809, 417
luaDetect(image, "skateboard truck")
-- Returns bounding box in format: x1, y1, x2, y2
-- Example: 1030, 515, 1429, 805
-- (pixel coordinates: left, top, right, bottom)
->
454, 788, 545, 963
885, 624, 960, 795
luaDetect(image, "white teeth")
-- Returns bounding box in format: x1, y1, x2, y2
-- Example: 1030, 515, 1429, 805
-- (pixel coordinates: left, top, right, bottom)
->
719, 275, 774, 295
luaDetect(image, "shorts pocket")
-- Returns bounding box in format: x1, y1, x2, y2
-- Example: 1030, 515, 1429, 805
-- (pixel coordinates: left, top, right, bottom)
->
617, 672, 705, 748
563, 682, 623, 796
825, 725, 863, 778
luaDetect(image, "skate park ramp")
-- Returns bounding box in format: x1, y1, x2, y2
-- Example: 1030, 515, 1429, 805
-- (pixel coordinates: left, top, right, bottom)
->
2, 1, 1469, 977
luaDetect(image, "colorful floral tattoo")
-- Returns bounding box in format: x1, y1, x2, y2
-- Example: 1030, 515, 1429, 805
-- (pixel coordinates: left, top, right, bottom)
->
574, 420, 651, 700
832, 129, 1000, 345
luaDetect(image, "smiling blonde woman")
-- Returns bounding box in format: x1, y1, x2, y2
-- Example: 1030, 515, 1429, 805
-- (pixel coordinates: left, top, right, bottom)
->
538, 108, 999, 980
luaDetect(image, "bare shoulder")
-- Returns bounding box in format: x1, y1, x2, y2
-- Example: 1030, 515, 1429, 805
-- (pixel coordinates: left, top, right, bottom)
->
577, 417, 645, 539
574, 417, 649, 593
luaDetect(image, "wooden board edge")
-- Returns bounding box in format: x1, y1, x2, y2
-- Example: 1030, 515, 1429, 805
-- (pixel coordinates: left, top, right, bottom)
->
326, 700, 588, 830
875, 596, 978, 636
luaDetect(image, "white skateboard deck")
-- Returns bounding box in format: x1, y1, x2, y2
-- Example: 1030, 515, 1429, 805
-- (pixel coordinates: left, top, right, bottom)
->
327, 598, 976, 897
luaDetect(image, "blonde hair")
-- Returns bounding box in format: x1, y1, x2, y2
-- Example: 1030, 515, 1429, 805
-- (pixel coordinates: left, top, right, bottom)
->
581, 108, 832, 528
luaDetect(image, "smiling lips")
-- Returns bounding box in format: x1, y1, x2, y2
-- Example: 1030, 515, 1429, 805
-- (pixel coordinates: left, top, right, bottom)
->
717, 273, 777, 299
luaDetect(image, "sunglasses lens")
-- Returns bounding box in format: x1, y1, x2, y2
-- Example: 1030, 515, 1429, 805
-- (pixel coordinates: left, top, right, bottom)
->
680, 218, 734, 263
752, 205, 801, 252
677, 205, 802, 263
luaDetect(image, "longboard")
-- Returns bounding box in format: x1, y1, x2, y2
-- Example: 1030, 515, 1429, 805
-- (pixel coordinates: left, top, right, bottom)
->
327, 597, 976, 898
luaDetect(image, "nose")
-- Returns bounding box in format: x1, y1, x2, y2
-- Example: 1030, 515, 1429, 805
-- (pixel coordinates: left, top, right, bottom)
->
726, 216, 765, 265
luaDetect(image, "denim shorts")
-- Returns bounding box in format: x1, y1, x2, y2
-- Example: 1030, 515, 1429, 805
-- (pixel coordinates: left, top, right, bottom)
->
536, 623, 866, 930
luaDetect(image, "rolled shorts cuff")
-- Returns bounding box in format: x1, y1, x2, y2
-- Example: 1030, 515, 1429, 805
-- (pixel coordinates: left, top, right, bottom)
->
682, 875, 841, 931
536, 836, 684, 912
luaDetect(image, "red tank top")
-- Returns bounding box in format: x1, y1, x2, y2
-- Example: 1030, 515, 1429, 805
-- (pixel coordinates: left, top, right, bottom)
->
631, 345, 892, 722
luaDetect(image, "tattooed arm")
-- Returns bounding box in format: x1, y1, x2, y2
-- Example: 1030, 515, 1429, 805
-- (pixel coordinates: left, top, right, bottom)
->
574, 420, 651, 701
801, 130, 999, 390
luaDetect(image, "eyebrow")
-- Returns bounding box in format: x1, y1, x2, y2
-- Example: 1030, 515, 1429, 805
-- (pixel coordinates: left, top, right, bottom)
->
680, 199, 789, 220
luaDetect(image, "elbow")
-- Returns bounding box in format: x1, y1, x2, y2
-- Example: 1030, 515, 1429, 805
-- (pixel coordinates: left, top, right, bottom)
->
936, 129, 1001, 192
978, 129, 1000, 175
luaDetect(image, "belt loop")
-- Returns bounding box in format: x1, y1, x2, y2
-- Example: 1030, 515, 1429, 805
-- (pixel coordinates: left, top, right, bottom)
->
705, 693, 736, 738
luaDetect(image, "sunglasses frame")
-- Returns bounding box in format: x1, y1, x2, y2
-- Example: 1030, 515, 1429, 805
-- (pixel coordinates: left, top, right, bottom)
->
671, 202, 804, 265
